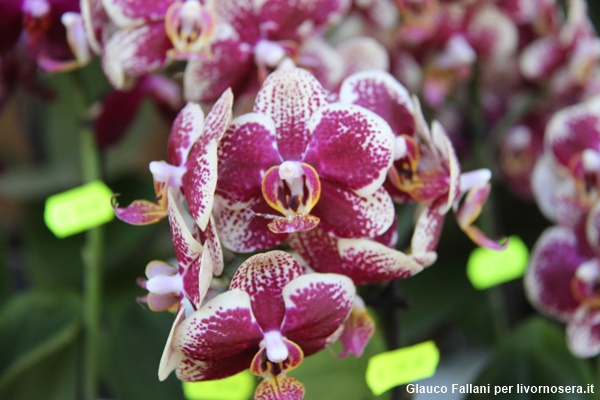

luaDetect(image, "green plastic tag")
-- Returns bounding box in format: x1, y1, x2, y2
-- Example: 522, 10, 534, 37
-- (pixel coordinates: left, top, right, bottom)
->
467, 235, 529, 290
366, 341, 440, 396
44, 181, 114, 238
182, 370, 255, 400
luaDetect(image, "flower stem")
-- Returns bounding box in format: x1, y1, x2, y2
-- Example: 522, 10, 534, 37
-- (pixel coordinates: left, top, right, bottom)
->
81, 127, 103, 400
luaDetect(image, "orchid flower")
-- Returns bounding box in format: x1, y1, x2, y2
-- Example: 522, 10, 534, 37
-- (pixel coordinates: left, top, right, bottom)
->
339, 70, 505, 251
213, 67, 395, 253
138, 187, 225, 381
0, 0, 92, 72
162, 250, 355, 400
101, 0, 218, 88
532, 96, 600, 224
525, 224, 600, 358
183, 0, 351, 102
112, 88, 232, 226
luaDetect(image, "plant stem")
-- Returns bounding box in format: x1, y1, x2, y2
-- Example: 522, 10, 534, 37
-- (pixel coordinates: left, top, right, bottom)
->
81, 128, 103, 400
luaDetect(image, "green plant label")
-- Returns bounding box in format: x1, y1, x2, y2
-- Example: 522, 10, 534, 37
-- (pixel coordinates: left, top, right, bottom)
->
467, 235, 529, 290
366, 341, 440, 396
182, 370, 255, 400
44, 181, 114, 238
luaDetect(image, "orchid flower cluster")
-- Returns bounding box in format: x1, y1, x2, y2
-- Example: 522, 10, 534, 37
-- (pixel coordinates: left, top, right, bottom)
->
112, 65, 500, 398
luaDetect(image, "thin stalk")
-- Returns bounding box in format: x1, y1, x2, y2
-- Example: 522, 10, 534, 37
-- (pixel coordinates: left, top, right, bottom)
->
81, 127, 103, 400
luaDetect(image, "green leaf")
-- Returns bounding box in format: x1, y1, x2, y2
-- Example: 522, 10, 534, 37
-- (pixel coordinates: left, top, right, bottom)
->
103, 299, 184, 400
0, 291, 81, 400
468, 317, 596, 400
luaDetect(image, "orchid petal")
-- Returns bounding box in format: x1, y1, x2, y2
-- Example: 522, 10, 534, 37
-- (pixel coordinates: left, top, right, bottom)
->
566, 306, 600, 358
111, 196, 167, 225
158, 306, 186, 381
182, 139, 218, 232
183, 26, 252, 103
303, 103, 394, 197
313, 183, 394, 238
520, 36, 564, 81
281, 273, 355, 356
338, 296, 375, 358
173, 289, 262, 361
253, 68, 329, 161
299, 37, 344, 90
258, 0, 350, 36
525, 227, 583, 321
337, 238, 424, 285
167, 102, 205, 167
336, 37, 390, 76
545, 97, 600, 169
214, 195, 287, 252
230, 251, 303, 331
410, 200, 445, 266
212, 0, 259, 40
167, 190, 203, 269
203, 216, 224, 276
183, 90, 233, 231
101, 0, 172, 28
103, 22, 172, 89
339, 70, 415, 138
455, 183, 507, 250
203, 88, 234, 143
467, 4, 517, 60
176, 349, 258, 381
432, 121, 460, 213
217, 113, 281, 203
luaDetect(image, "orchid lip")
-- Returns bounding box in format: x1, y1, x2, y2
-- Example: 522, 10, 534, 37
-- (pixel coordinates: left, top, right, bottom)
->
263, 331, 289, 363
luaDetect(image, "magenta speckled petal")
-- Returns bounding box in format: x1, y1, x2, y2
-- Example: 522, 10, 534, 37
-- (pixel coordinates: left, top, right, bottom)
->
183, 32, 253, 103
176, 347, 258, 381
339, 70, 415, 137
174, 290, 262, 362
217, 113, 281, 203
230, 251, 303, 331
303, 103, 394, 197
112, 197, 167, 225
545, 98, 600, 169
103, 22, 172, 89
520, 36, 564, 80
281, 273, 355, 356
313, 183, 394, 238
567, 306, 600, 358
167, 103, 205, 167
337, 238, 424, 284
158, 306, 186, 381
102, 0, 172, 27
288, 227, 344, 274
203, 216, 224, 276
525, 226, 583, 321
167, 191, 202, 270
338, 297, 374, 358
253, 68, 329, 161
213, 195, 287, 252
183, 90, 233, 231
410, 198, 446, 267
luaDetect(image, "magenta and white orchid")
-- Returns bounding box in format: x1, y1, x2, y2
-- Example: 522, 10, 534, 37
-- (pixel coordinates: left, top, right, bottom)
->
112, 88, 232, 226
214, 67, 395, 252
163, 250, 355, 398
